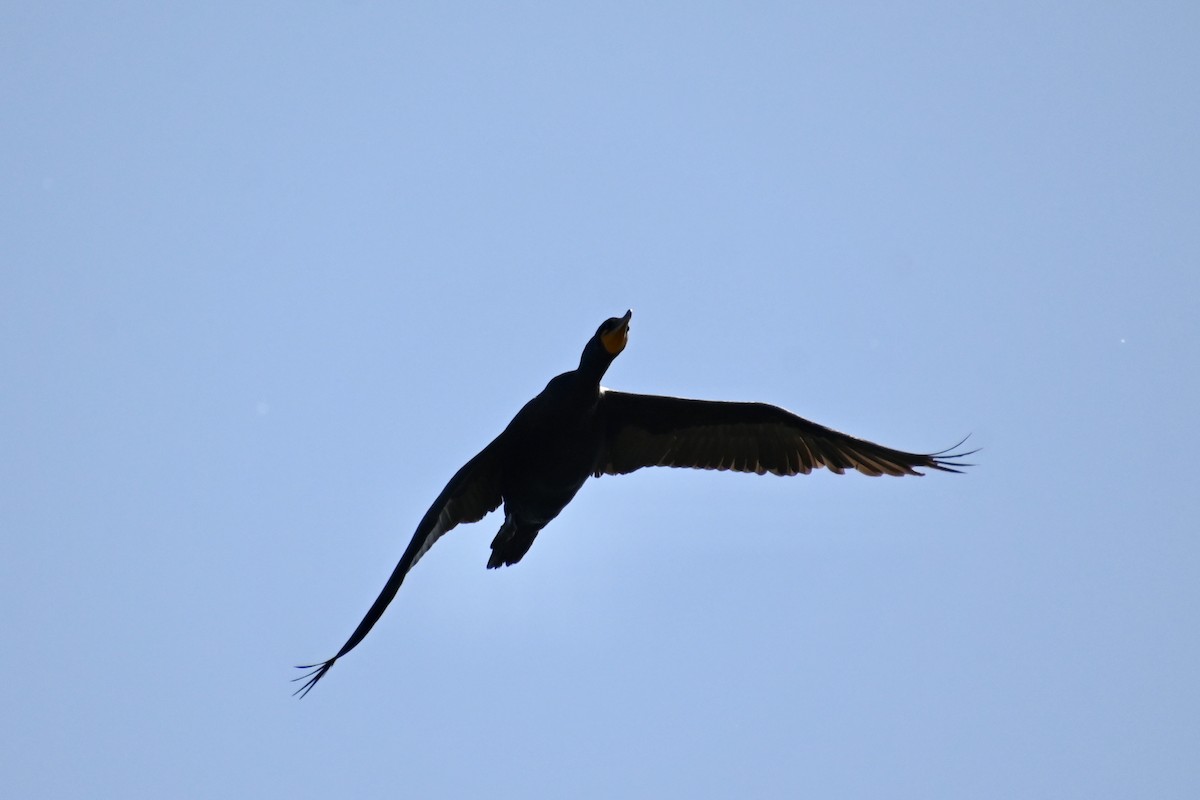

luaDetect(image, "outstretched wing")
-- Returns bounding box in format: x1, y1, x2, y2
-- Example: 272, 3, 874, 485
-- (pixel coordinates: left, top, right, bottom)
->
294, 438, 504, 697
596, 391, 973, 478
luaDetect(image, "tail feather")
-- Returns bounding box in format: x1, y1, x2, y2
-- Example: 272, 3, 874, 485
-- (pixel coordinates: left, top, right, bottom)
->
488, 514, 540, 568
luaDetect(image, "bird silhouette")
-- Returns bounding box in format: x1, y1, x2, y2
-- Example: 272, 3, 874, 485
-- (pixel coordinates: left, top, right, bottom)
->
295, 310, 973, 696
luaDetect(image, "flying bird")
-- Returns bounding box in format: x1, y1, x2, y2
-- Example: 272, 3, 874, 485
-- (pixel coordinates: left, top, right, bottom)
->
295, 310, 972, 696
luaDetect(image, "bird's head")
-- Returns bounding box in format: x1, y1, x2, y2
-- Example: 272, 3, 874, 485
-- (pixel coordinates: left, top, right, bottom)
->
580, 309, 632, 376
598, 309, 632, 356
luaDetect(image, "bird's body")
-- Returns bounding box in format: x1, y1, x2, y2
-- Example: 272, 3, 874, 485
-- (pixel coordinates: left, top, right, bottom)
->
295, 311, 973, 696
489, 370, 606, 566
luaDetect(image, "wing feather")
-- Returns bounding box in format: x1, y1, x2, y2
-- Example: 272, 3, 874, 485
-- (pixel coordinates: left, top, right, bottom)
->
596, 391, 973, 479
293, 438, 503, 697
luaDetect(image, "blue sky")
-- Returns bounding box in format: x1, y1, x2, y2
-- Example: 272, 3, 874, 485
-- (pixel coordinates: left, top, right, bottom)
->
3, 3, 1198, 797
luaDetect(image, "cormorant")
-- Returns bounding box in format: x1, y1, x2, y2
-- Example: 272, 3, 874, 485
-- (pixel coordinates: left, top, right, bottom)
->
295, 310, 972, 696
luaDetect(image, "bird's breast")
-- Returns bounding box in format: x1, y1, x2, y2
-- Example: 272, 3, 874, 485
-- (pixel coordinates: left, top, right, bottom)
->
499, 411, 602, 525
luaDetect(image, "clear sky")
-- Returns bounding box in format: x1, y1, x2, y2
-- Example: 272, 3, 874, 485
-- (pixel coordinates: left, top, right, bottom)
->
3, 3, 1198, 798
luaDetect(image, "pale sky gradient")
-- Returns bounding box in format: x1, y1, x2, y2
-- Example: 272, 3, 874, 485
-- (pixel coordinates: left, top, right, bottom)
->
3, 3, 1198, 798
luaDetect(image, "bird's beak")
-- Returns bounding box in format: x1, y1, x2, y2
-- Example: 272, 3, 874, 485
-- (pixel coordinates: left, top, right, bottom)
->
602, 310, 633, 355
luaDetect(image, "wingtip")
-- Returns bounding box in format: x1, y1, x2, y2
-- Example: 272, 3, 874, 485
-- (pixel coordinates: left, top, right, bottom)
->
291, 659, 336, 698
928, 435, 980, 472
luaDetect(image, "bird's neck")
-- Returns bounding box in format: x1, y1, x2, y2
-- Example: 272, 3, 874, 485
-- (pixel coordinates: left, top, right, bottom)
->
576, 351, 612, 387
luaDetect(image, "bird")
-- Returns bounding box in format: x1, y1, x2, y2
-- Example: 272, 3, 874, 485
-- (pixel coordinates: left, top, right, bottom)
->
294, 310, 973, 696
